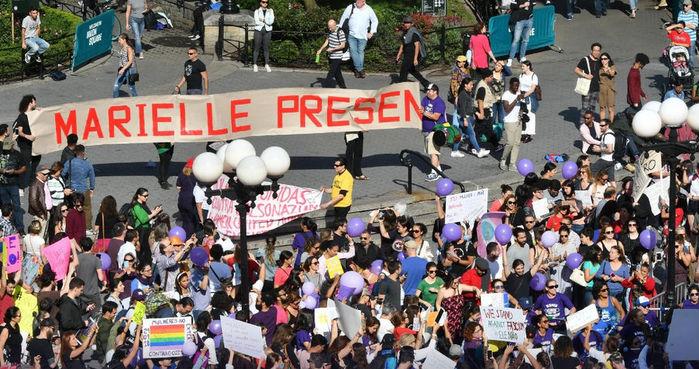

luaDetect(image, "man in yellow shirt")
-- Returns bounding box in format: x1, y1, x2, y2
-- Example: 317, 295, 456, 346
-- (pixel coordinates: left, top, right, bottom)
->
321, 158, 354, 222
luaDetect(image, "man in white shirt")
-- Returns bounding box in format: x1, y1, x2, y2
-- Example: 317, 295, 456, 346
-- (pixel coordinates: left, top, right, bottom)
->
117, 229, 139, 269
338, 0, 378, 78
500, 77, 523, 172
21, 8, 50, 64
591, 118, 616, 181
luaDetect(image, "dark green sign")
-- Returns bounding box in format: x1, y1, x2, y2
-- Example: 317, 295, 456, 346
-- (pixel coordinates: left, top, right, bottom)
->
72, 10, 115, 71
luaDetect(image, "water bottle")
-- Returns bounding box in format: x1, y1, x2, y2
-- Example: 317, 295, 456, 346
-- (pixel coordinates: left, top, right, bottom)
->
315, 54, 321, 64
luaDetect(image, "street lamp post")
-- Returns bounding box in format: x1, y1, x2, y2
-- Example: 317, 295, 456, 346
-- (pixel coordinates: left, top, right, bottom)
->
631, 98, 699, 310
192, 139, 291, 317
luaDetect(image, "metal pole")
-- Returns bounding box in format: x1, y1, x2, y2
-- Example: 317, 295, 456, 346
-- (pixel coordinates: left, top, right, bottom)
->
666, 128, 678, 310
216, 14, 224, 61
407, 164, 413, 195
237, 198, 250, 318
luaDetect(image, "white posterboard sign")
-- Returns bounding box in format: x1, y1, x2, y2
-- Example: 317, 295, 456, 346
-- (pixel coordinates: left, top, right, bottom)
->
422, 348, 456, 369
445, 189, 489, 225
644, 177, 670, 216
334, 299, 362, 339
141, 317, 195, 358
314, 307, 338, 334
532, 198, 550, 219
480, 293, 505, 308
220, 316, 266, 359
566, 304, 600, 334
479, 306, 527, 343
667, 309, 699, 361
575, 190, 592, 207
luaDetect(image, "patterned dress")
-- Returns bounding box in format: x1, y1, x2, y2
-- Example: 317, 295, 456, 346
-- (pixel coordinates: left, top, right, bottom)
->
442, 292, 466, 341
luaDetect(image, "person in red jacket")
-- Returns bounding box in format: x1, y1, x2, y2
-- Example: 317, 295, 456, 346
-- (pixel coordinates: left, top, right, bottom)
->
667, 22, 692, 47
621, 263, 657, 307
626, 53, 649, 110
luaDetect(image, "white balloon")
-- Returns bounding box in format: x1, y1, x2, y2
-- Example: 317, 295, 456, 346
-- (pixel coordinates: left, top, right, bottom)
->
642, 100, 661, 113
260, 146, 291, 177
192, 152, 223, 183
688, 104, 699, 132
216, 144, 232, 172
659, 97, 688, 128
236, 156, 268, 186
632, 109, 663, 138
225, 139, 256, 170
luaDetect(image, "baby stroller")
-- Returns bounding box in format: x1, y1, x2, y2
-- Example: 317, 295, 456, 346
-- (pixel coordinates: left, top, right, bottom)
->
661, 45, 694, 96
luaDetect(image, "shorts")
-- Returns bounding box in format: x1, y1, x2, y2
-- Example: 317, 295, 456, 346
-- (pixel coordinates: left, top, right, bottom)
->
424, 132, 441, 156
599, 86, 616, 109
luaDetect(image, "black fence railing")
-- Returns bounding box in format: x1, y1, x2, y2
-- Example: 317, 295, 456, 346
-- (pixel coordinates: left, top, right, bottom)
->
399, 149, 466, 195
0, 32, 76, 83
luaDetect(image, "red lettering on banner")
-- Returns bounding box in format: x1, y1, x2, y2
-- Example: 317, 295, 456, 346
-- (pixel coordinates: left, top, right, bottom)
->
277, 95, 298, 128
230, 99, 251, 132
152, 103, 175, 136
108, 106, 131, 138
54, 110, 77, 145
300, 96, 323, 127
403, 89, 422, 120
206, 102, 227, 136
83, 108, 104, 141
136, 104, 148, 137
327, 96, 350, 127
353, 98, 375, 124
378, 91, 400, 123
179, 103, 202, 136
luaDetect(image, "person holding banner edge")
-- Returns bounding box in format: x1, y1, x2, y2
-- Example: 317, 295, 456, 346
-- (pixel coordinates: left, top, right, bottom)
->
320, 158, 353, 223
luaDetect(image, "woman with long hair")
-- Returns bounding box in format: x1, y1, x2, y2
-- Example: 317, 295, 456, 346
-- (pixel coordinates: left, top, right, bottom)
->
462, 321, 486, 369
435, 274, 467, 345
176, 158, 198, 237
498, 193, 518, 225
0, 307, 23, 367
274, 250, 294, 289
299, 237, 321, 266
301, 256, 323, 293
491, 184, 514, 212
60, 324, 98, 369
113, 33, 138, 98
94, 195, 119, 239
590, 171, 611, 206
130, 187, 162, 263
22, 220, 45, 288
469, 22, 498, 74
519, 60, 539, 143
262, 236, 280, 292
531, 313, 554, 352
591, 280, 625, 335
582, 248, 603, 306
596, 224, 623, 260
598, 52, 617, 123
456, 76, 490, 158
48, 203, 68, 243
292, 217, 318, 268
130, 262, 155, 295
415, 262, 444, 309
598, 245, 631, 309
47, 161, 70, 208
166, 272, 191, 301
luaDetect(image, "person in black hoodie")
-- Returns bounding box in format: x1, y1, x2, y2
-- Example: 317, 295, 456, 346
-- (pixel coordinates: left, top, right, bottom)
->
57, 278, 89, 333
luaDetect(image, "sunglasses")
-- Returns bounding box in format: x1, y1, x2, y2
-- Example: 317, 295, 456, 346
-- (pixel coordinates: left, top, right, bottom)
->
493, 285, 504, 289
525, 220, 535, 224
540, 320, 549, 323
428, 270, 437, 274
141, 194, 149, 198
547, 285, 558, 289
691, 292, 699, 296
360, 237, 370, 240
628, 223, 637, 227
333, 163, 343, 167
125, 258, 134, 262
61, 209, 68, 213
311, 261, 319, 265
605, 231, 614, 234
507, 201, 515, 205
601, 288, 609, 292
188, 52, 196, 55
601, 57, 609, 60
411, 229, 421, 233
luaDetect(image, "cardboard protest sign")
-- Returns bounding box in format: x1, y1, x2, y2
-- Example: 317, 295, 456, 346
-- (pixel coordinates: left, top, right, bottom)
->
476, 212, 506, 258
644, 177, 670, 216
532, 198, 550, 219
208, 179, 323, 237
3, 234, 21, 273
445, 189, 488, 225
28, 83, 422, 155
334, 299, 362, 339
142, 317, 194, 358
327, 256, 344, 279
480, 293, 506, 308
41, 237, 71, 280
132, 302, 146, 325
575, 190, 592, 207
480, 306, 527, 343
314, 307, 338, 334
566, 304, 599, 334
422, 348, 455, 369
220, 316, 266, 359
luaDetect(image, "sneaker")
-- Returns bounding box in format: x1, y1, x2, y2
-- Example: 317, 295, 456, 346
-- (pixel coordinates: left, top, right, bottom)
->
520, 57, 527, 63
253, 64, 259, 72
509, 165, 518, 172
506, 59, 513, 67
470, 149, 479, 156
188, 34, 197, 39
625, 163, 636, 173
36, 54, 42, 63
139, 52, 144, 59
265, 64, 271, 72
499, 161, 507, 170
18, 189, 24, 197
425, 172, 440, 182
24, 53, 31, 63
477, 149, 490, 158
614, 162, 622, 171
451, 151, 465, 158
191, 34, 200, 41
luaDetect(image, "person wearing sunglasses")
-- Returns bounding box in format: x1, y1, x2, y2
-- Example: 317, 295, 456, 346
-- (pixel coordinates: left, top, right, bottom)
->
410, 223, 435, 260
415, 262, 444, 309
533, 278, 576, 334
591, 280, 625, 336
353, 230, 380, 270
682, 284, 699, 309
320, 158, 353, 223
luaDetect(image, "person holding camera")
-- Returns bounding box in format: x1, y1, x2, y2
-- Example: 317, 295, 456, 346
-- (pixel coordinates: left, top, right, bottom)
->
474, 70, 503, 154
500, 77, 525, 171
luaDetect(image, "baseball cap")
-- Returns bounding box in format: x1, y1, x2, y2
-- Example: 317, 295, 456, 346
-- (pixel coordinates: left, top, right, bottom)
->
636, 296, 651, 307
456, 55, 468, 62
475, 257, 489, 272
426, 83, 439, 92
131, 289, 146, 302
402, 15, 413, 23
519, 297, 532, 309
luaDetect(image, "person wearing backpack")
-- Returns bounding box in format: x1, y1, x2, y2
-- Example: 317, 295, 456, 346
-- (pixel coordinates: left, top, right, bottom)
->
396, 16, 430, 90
338, 0, 378, 79
316, 19, 348, 89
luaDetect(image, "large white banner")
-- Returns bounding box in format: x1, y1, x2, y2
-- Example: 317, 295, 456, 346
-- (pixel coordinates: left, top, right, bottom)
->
445, 189, 488, 225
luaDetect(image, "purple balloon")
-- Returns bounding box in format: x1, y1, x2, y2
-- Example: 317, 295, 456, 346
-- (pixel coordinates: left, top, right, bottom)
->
302, 281, 315, 296
541, 231, 558, 248
182, 341, 198, 356
397, 252, 406, 262
340, 271, 365, 295
97, 253, 111, 270
213, 334, 223, 348
494, 224, 512, 244
336, 285, 354, 301
168, 226, 187, 243
443, 223, 462, 242
208, 320, 222, 336
566, 253, 583, 269
516, 159, 535, 176
303, 295, 318, 309
370, 260, 383, 275
561, 161, 579, 180
640, 229, 656, 250
347, 217, 366, 237
190, 247, 208, 266
435, 178, 455, 197
228, 312, 236, 319
529, 273, 547, 291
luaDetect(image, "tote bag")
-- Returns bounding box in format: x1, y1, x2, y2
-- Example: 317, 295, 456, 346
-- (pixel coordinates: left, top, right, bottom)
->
574, 57, 591, 96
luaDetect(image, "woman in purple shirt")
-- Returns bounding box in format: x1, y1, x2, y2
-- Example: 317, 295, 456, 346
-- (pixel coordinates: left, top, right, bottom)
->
533, 278, 576, 333
292, 217, 318, 268
532, 314, 554, 353
682, 284, 699, 309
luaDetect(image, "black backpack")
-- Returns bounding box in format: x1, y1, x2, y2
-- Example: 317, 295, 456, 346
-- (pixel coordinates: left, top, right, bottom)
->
119, 203, 135, 227
601, 130, 629, 162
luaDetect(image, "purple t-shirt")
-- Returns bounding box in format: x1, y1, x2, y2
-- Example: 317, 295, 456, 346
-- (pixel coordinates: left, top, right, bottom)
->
572, 330, 603, 358
421, 96, 447, 132
534, 293, 574, 324
682, 299, 699, 309
532, 328, 554, 350
294, 329, 312, 351
292, 231, 317, 268
250, 306, 278, 346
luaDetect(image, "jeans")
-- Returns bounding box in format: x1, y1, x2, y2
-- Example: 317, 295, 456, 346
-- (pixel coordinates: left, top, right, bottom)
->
690, 42, 696, 69
492, 101, 506, 124
526, 95, 539, 113
253, 29, 272, 66
24, 37, 50, 57
130, 17, 145, 54
508, 18, 533, 61
0, 185, 24, 231
18, 146, 40, 189
452, 111, 481, 151
347, 35, 368, 72
566, 0, 578, 16
595, 0, 609, 14
113, 68, 138, 98
629, 0, 637, 10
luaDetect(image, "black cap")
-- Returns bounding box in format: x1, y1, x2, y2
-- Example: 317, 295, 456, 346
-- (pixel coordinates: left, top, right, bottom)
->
475, 257, 489, 272
426, 83, 439, 92
480, 69, 493, 78
402, 15, 413, 23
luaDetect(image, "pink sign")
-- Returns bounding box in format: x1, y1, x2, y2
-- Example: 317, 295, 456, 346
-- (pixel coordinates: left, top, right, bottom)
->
476, 212, 507, 258
207, 176, 322, 237
41, 237, 71, 280
3, 234, 21, 273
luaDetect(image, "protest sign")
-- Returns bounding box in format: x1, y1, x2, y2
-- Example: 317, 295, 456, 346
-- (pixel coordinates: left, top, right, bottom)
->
480, 306, 527, 343
667, 310, 699, 361
208, 179, 323, 236
575, 190, 592, 207
13, 287, 37, 336
532, 198, 550, 219
644, 177, 670, 215
132, 302, 146, 325
476, 212, 506, 257
41, 237, 71, 280
334, 299, 362, 339
327, 256, 344, 279
426, 309, 447, 328
445, 189, 488, 225
422, 348, 455, 369
142, 317, 195, 358
480, 293, 505, 308
314, 307, 338, 334
566, 304, 599, 334
220, 316, 266, 359
3, 234, 21, 273
27, 83, 422, 155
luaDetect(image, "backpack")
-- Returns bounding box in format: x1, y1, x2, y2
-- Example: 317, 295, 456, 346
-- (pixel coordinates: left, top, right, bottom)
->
601, 130, 629, 162
49, 70, 66, 81
192, 333, 210, 368
432, 123, 462, 146
119, 203, 135, 227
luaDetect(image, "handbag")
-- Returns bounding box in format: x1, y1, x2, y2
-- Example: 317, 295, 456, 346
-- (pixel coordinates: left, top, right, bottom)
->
128, 64, 140, 84
570, 267, 588, 287
535, 84, 542, 101
93, 213, 111, 254
574, 57, 591, 96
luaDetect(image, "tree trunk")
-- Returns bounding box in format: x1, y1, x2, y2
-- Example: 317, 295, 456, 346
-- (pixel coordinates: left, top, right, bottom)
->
303, 0, 318, 9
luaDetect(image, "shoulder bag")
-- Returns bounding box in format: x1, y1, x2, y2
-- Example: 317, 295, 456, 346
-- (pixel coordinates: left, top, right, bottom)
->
570, 266, 588, 287
574, 57, 591, 96
128, 63, 140, 84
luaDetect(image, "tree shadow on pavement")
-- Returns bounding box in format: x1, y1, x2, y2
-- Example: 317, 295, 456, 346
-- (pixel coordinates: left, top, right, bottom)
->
647, 73, 667, 98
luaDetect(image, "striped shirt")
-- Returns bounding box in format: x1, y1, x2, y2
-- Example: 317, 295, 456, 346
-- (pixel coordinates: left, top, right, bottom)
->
328, 28, 346, 59
679, 10, 699, 41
